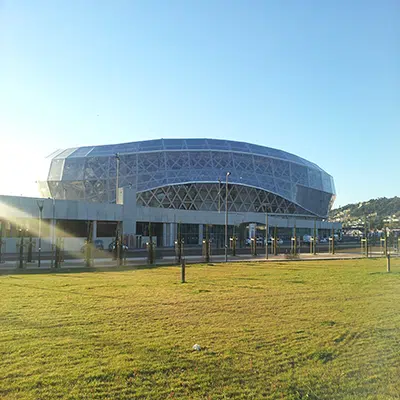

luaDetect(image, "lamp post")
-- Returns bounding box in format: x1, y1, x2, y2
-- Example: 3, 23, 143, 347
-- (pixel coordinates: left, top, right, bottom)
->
218, 178, 221, 213
36, 200, 44, 268
51, 197, 56, 268
224, 172, 231, 262
265, 212, 269, 260
0, 220, 3, 264
313, 218, 317, 255
115, 153, 120, 204
115, 153, 122, 255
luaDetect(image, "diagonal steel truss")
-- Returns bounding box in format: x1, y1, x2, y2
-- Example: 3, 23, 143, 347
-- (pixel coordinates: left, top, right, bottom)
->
136, 183, 312, 215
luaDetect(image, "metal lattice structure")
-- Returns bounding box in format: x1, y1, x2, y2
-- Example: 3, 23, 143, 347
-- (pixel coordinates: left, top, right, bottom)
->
137, 183, 312, 214
39, 138, 336, 218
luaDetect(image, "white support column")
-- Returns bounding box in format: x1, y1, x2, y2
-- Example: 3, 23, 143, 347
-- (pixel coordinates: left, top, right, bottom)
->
50, 199, 56, 268
170, 223, 176, 247
198, 224, 203, 245
163, 223, 167, 247
92, 220, 97, 241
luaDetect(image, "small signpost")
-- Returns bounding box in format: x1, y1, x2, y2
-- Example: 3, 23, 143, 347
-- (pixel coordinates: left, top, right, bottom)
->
329, 227, 335, 255
230, 236, 237, 257
361, 238, 368, 257
250, 237, 257, 256
380, 237, 386, 256
16, 228, 28, 269
55, 237, 64, 268
181, 258, 186, 283
0, 222, 5, 264
273, 226, 278, 255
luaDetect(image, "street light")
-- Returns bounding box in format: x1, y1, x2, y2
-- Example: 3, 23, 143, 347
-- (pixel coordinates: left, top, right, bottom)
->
225, 172, 231, 262
51, 197, 56, 268
265, 212, 269, 260
115, 153, 120, 204
36, 200, 44, 268
115, 153, 122, 253
218, 178, 221, 213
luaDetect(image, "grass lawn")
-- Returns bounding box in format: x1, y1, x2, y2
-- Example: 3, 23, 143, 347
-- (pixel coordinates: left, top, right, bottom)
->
1, 258, 400, 399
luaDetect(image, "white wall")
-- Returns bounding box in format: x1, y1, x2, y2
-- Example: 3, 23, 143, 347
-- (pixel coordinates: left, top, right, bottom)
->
0, 195, 123, 221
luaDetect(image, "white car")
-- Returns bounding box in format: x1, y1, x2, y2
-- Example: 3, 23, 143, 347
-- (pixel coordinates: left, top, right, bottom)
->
246, 237, 265, 246
267, 237, 283, 245
108, 241, 129, 252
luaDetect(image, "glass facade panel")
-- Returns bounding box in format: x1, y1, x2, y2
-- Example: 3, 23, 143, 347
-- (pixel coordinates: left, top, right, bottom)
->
308, 168, 323, 191
138, 139, 163, 151
163, 139, 187, 150
229, 142, 251, 153
253, 155, 273, 175
56, 148, 78, 159
84, 156, 109, 180
186, 139, 208, 149
62, 158, 86, 181
48, 159, 64, 180
114, 142, 139, 153
322, 173, 333, 193
89, 145, 117, 157
272, 159, 290, 180
206, 139, 230, 150
69, 147, 94, 158
290, 164, 309, 186
210, 151, 234, 171
166, 151, 190, 170
137, 152, 165, 172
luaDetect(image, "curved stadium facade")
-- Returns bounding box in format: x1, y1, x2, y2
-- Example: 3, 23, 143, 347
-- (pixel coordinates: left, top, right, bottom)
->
41, 138, 335, 219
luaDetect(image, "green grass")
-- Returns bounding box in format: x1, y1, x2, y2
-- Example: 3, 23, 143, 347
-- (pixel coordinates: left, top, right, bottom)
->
1, 258, 400, 399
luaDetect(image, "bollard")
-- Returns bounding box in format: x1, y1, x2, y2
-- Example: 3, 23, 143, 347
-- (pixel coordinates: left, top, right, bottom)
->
17, 229, 25, 269
231, 236, 236, 257
202, 240, 210, 263
181, 258, 186, 283
27, 235, 33, 263
0, 223, 3, 264
147, 241, 154, 265
387, 254, 391, 273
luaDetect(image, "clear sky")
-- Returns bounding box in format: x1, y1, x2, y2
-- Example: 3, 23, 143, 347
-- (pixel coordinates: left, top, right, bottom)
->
1, 0, 399, 207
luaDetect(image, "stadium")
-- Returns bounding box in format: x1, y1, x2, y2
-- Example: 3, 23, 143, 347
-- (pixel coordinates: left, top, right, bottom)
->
33, 138, 338, 247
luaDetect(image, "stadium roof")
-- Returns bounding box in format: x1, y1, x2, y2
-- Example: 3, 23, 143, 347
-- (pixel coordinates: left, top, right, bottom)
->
49, 138, 323, 171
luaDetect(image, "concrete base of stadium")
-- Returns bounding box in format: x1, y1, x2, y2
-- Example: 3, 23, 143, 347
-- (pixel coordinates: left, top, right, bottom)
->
0, 187, 341, 256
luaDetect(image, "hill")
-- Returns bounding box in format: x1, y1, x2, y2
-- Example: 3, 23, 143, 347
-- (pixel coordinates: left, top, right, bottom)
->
329, 196, 400, 229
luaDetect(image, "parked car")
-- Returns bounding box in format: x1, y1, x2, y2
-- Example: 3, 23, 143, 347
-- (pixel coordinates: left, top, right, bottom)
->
266, 237, 283, 245
256, 237, 264, 245
108, 241, 129, 252
80, 239, 104, 253
246, 237, 265, 246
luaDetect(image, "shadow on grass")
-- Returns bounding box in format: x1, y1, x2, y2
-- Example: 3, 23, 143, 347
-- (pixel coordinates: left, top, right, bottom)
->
0, 262, 177, 277
369, 271, 400, 275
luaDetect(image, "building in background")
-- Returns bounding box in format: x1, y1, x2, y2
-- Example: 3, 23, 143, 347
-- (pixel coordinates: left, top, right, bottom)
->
31, 139, 339, 247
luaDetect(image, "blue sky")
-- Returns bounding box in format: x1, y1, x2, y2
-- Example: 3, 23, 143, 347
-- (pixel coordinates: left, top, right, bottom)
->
1, 0, 399, 207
